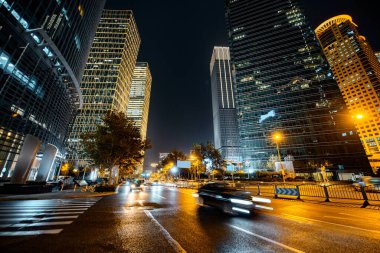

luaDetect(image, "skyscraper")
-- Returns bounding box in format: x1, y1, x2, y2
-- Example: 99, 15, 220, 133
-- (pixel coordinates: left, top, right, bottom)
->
0, 0, 105, 182
66, 9, 140, 166
225, 0, 371, 173
316, 15, 380, 172
210, 47, 240, 163
127, 62, 152, 141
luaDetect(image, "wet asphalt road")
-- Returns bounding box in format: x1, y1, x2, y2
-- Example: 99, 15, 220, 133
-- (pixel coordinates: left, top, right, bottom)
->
0, 184, 380, 253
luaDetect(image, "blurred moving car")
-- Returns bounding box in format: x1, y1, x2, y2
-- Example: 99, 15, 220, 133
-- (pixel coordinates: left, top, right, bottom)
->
130, 179, 144, 192
353, 176, 380, 192
192, 182, 272, 215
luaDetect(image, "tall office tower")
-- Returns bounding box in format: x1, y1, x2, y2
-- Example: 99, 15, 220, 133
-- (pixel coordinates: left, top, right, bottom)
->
316, 15, 380, 172
376, 52, 380, 63
66, 10, 141, 166
225, 0, 371, 173
210, 47, 240, 163
0, 0, 105, 182
127, 62, 152, 141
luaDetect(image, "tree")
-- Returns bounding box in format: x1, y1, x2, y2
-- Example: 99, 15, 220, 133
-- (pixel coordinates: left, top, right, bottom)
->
81, 111, 151, 184
160, 150, 187, 178
192, 143, 226, 178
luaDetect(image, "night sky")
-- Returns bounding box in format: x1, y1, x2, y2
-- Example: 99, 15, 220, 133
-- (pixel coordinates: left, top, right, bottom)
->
105, 0, 379, 169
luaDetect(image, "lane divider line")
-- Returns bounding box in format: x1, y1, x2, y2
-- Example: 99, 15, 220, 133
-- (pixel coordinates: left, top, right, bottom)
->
339, 213, 380, 221
153, 194, 166, 199
229, 225, 305, 253
323, 215, 359, 221
282, 214, 380, 234
144, 210, 186, 253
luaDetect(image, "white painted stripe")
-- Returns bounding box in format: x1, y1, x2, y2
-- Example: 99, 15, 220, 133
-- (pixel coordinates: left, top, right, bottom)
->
0, 215, 78, 221
0, 211, 84, 216
339, 213, 380, 221
144, 210, 186, 253
153, 194, 166, 199
0, 229, 63, 236
0, 205, 91, 209
323, 216, 357, 221
12, 204, 92, 207
229, 225, 305, 253
0, 208, 87, 212
41, 215, 78, 220
282, 214, 380, 234
7, 221, 73, 227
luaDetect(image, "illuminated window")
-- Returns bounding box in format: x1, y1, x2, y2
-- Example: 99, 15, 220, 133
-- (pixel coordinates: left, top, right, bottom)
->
0, 51, 44, 98
78, 5, 84, 17
75, 35, 81, 50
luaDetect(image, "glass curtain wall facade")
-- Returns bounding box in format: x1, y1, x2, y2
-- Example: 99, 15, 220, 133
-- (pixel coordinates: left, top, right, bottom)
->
316, 15, 380, 173
210, 46, 241, 163
225, 0, 371, 173
66, 9, 140, 166
127, 62, 152, 141
0, 0, 105, 179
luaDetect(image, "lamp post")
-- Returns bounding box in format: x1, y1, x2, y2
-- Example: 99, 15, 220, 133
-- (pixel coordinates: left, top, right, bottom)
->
273, 132, 285, 183
190, 155, 199, 181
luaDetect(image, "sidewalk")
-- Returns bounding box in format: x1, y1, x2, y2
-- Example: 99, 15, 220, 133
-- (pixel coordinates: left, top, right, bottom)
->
0, 189, 116, 201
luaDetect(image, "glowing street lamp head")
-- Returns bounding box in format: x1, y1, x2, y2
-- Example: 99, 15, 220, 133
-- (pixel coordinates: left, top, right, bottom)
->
355, 114, 364, 120
171, 166, 178, 173
273, 132, 283, 142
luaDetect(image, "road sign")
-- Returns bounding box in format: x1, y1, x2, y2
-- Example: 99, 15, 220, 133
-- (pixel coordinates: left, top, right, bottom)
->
276, 187, 299, 196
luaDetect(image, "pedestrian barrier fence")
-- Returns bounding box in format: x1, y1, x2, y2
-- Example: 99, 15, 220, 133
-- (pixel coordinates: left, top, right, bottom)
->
248, 183, 379, 207
174, 180, 380, 208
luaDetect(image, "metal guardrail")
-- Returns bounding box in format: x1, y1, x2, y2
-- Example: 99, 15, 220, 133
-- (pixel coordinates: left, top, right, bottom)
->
173, 180, 379, 208
246, 183, 379, 208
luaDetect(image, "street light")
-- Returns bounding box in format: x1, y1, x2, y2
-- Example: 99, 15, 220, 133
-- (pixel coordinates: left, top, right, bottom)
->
190, 155, 200, 180
272, 132, 285, 183
355, 114, 364, 120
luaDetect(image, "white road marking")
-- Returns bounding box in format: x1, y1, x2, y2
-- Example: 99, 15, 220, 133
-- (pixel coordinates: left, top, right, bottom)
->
282, 214, 380, 234
144, 210, 186, 253
0, 198, 100, 237
0, 229, 63, 236
0, 211, 84, 216
0, 205, 91, 209
0, 208, 88, 212
0, 216, 78, 222
229, 225, 305, 253
153, 193, 166, 199
0, 221, 73, 228
339, 213, 380, 221
323, 216, 357, 221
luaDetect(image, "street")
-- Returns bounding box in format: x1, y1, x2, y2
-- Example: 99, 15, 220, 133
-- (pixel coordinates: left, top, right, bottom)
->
0, 184, 379, 253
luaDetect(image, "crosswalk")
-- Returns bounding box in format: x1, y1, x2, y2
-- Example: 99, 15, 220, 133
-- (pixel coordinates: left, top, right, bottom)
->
0, 198, 100, 236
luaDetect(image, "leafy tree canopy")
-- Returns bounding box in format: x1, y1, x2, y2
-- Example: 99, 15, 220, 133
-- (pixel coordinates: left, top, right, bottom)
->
81, 111, 151, 175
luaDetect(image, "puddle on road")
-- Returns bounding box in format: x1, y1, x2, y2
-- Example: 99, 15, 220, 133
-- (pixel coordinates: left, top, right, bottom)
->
123, 201, 164, 211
